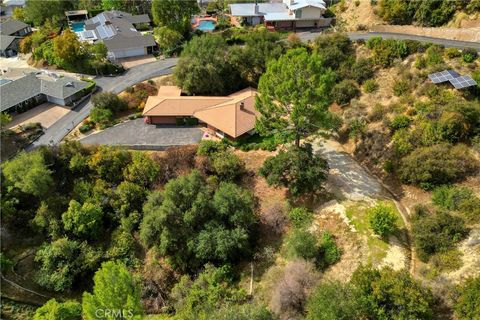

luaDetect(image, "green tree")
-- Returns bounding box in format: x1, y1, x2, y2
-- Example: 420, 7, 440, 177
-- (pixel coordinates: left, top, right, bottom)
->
285, 228, 318, 261
2, 151, 53, 197
454, 276, 480, 320
34, 299, 82, 320
123, 151, 160, 187
151, 0, 199, 35
53, 29, 82, 67
101, 0, 124, 10
153, 26, 183, 55
88, 146, 132, 184
35, 238, 100, 292
255, 48, 336, 146
288, 207, 313, 229
139, 171, 256, 271
378, 0, 414, 25
306, 281, 362, 320
259, 143, 329, 196
82, 261, 143, 320
351, 265, 435, 319
313, 33, 354, 70
368, 203, 397, 237
112, 181, 145, 217
62, 200, 103, 238
90, 107, 113, 124
91, 92, 128, 113
175, 34, 241, 95
24, 0, 73, 26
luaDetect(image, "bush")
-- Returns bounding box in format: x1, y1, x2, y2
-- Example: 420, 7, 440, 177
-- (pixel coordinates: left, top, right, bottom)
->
288, 207, 313, 229
350, 58, 375, 84
197, 140, 228, 156
90, 107, 113, 125
398, 143, 478, 188
432, 185, 480, 223
393, 79, 410, 96
79, 124, 92, 133
454, 276, 480, 320
444, 47, 461, 58
363, 79, 378, 93
368, 203, 397, 237
462, 48, 478, 63
91, 92, 127, 113
211, 151, 245, 181
425, 45, 444, 66
389, 114, 411, 131
318, 232, 341, 269
332, 80, 360, 105
412, 210, 468, 262
285, 229, 319, 261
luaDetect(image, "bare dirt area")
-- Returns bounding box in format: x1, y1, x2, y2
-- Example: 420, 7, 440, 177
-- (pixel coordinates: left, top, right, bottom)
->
6, 103, 70, 130
334, 0, 382, 31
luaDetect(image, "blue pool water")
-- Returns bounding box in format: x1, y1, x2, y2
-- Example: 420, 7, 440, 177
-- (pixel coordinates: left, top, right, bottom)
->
71, 22, 85, 32
195, 20, 216, 31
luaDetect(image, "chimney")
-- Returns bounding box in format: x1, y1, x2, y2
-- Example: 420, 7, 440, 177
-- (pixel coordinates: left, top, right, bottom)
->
254, 1, 259, 14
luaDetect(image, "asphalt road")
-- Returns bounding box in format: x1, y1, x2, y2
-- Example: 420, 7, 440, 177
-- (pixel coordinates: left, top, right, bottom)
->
28, 31, 479, 148
29, 58, 178, 148
297, 31, 480, 50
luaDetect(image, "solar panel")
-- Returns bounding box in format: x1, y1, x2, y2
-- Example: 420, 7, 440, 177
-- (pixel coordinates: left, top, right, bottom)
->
449, 75, 477, 89
428, 70, 459, 83
97, 25, 108, 39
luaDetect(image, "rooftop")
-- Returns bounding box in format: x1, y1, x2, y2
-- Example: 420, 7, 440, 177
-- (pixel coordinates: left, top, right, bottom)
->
0, 72, 89, 112
143, 87, 258, 138
0, 19, 29, 36
0, 35, 16, 51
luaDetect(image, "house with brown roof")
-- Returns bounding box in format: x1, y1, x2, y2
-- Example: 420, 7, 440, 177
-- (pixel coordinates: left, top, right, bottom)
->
143, 86, 258, 139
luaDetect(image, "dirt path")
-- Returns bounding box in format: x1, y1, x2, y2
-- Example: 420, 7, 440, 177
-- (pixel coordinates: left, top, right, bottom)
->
314, 139, 415, 274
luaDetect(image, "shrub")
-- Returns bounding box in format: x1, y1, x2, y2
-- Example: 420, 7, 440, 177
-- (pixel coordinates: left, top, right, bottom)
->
389, 114, 411, 131
368, 203, 397, 237
462, 48, 478, 63
432, 186, 480, 222
412, 210, 468, 262
285, 229, 319, 261
332, 80, 361, 105
79, 124, 92, 133
425, 45, 444, 66
261, 202, 287, 235
91, 92, 127, 113
399, 143, 478, 188
393, 79, 410, 96
415, 56, 427, 69
197, 140, 228, 156
288, 207, 313, 229
350, 58, 375, 84
318, 232, 341, 268
90, 107, 113, 125
363, 79, 378, 93
444, 47, 461, 58
211, 151, 245, 181
454, 276, 480, 320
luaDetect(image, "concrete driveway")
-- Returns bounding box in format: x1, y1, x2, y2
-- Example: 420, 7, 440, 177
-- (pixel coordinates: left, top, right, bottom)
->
6, 103, 70, 129
117, 55, 157, 69
80, 118, 203, 149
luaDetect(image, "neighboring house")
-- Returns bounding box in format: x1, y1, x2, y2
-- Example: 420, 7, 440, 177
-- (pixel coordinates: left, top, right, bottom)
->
0, 71, 91, 113
80, 10, 156, 60
143, 86, 258, 139
0, 19, 32, 57
230, 0, 332, 30
0, 0, 25, 17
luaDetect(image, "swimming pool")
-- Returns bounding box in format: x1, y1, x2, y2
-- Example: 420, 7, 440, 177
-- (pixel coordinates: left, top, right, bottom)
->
71, 22, 85, 32
195, 20, 216, 32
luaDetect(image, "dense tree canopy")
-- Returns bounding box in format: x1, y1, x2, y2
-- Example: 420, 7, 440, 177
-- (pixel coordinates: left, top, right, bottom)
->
62, 200, 103, 239
256, 48, 336, 146
454, 276, 480, 320
24, 0, 74, 26
139, 170, 256, 271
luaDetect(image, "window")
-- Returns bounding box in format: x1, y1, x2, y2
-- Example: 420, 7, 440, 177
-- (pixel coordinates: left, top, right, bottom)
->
295, 9, 302, 19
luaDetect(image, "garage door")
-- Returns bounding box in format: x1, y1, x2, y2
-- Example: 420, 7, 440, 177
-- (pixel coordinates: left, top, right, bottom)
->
113, 47, 146, 59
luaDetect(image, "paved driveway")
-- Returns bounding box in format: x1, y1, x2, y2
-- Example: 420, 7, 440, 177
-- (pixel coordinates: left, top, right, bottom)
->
7, 103, 70, 129
80, 118, 203, 149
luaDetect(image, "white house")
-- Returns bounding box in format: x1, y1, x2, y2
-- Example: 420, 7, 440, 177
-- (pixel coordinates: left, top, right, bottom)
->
230, 0, 332, 30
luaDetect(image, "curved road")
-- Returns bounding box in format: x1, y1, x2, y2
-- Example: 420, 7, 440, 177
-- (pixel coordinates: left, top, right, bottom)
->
29, 58, 178, 148
298, 31, 480, 50
29, 31, 478, 148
